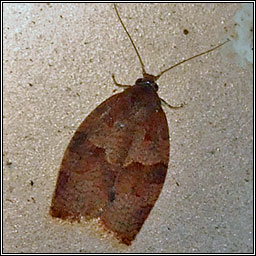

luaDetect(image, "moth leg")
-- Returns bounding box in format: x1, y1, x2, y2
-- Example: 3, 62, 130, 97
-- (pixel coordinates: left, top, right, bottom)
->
112, 74, 131, 88
161, 98, 185, 109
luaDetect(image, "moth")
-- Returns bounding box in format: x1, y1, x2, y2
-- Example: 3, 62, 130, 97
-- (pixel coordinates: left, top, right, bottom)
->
50, 4, 229, 245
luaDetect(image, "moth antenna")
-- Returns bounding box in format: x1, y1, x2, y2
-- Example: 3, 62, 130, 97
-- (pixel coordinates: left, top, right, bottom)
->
155, 39, 230, 80
114, 4, 147, 76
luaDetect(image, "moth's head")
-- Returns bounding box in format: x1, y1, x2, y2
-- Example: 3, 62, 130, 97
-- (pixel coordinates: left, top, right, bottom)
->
135, 73, 159, 92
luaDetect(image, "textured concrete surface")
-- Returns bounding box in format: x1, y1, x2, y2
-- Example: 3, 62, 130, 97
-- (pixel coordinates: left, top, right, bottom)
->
3, 3, 253, 253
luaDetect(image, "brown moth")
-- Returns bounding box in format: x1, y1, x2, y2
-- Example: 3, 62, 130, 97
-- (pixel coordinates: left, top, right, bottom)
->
50, 4, 229, 245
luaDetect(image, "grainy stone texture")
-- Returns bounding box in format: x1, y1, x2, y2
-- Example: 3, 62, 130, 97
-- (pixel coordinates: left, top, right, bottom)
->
3, 3, 253, 253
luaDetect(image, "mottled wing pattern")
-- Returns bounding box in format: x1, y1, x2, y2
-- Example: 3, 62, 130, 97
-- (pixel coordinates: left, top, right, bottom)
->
50, 85, 169, 245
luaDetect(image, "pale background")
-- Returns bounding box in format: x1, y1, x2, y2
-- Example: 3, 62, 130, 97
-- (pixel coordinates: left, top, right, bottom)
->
3, 3, 253, 253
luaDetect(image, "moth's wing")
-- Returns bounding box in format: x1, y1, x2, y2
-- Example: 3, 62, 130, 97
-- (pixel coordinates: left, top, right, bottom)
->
50, 91, 129, 220
50, 86, 169, 245
99, 89, 169, 245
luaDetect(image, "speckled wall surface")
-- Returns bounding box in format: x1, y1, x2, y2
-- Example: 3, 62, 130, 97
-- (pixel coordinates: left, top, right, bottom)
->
3, 3, 253, 253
